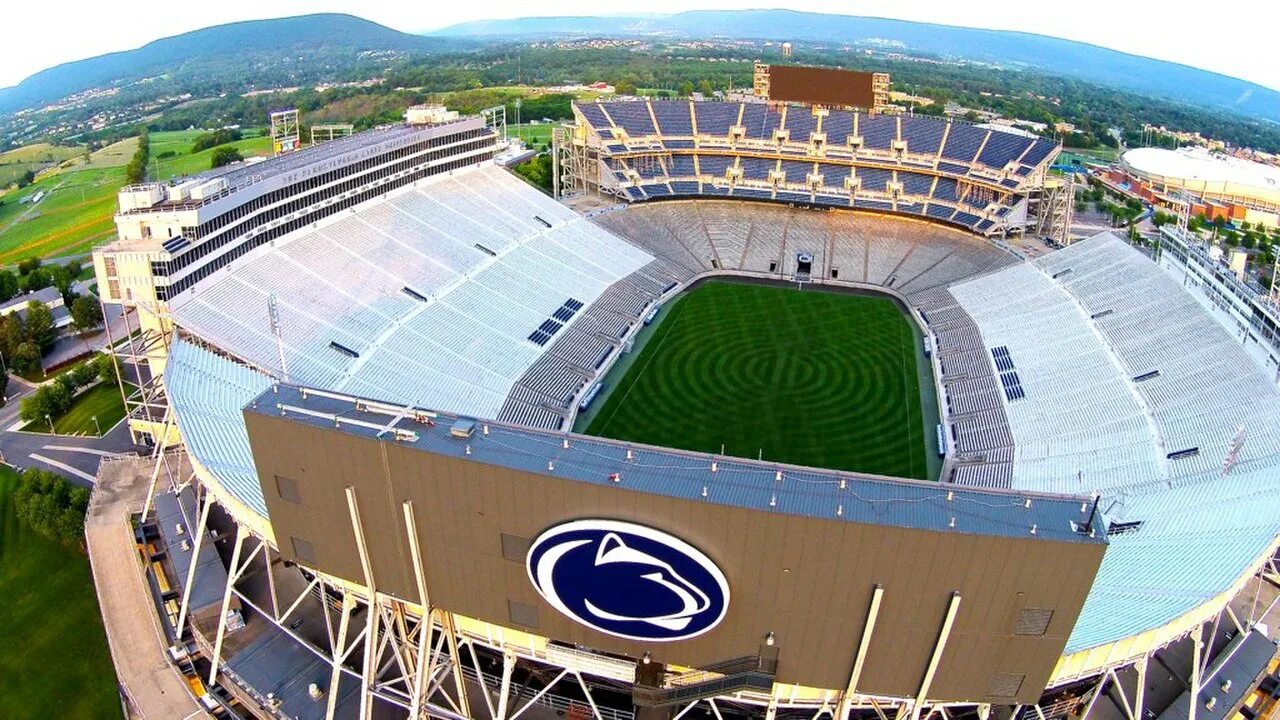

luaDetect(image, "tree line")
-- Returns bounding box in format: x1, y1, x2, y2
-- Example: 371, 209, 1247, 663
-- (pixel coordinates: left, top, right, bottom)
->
18, 354, 118, 428
124, 130, 150, 184
11, 467, 91, 547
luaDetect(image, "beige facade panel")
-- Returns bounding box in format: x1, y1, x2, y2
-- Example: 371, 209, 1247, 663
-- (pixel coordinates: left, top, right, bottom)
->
244, 411, 1105, 704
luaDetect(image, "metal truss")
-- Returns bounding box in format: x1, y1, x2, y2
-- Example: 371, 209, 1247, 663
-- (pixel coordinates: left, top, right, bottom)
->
100, 297, 173, 443
1014, 553, 1280, 720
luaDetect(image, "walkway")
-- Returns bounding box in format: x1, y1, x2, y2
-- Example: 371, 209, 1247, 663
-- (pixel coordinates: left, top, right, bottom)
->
86, 455, 206, 720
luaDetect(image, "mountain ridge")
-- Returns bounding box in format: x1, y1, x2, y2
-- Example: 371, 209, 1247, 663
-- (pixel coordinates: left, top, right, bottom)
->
0, 14, 441, 114
431, 9, 1280, 123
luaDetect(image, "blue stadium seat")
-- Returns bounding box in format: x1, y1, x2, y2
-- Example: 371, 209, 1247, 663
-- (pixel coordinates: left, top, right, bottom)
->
859, 114, 897, 150
818, 163, 852, 186
977, 130, 1034, 169
900, 172, 934, 196
900, 116, 946, 156
739, 104, 767, 139
780, 160, 812, 183
694, 103, 739, 136
603, 101, 657, 136
670, 155, 697, 177
933, 177, 960, 203
699, 155, 733, 177
823, 109, 854, 145
941, 124, 989, 163
740, 157, 774, 180
856, 167, 892, 193
652, 101, 694, 135
785, 108, 818, 142
578, 104, 613, 136
1020, 139, 1057, 167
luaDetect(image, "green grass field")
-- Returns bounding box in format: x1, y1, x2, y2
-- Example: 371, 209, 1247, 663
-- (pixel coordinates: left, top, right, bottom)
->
0, 165, 125, 264
510, 123, 554, 147
22, 382, 131, 436
583, 281, 933, 479
0, 466, 120, 718
149, 129, 271, 181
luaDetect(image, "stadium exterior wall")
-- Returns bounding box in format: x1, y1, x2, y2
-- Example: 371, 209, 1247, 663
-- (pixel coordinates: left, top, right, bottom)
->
242, 406, 1106, 705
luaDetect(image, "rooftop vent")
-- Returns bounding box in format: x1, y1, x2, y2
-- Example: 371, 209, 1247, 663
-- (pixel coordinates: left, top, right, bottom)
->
450, 419, 476, 439
328, 341, 359, 359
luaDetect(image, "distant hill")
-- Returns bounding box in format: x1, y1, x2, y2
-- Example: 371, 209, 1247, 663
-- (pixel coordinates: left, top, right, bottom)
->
433, 9, 1280, 123
0, 14, 447, 114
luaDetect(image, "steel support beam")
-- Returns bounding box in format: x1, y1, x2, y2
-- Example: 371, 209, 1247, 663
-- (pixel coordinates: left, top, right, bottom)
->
208, 526, 246, 686
839, 584, 885, 720
346, 486, 380, 720
174, 490, 212, 635
909, 592, 962, 720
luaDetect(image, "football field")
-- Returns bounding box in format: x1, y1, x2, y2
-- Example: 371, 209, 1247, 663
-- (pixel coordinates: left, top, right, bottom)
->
582, 280, 936, 480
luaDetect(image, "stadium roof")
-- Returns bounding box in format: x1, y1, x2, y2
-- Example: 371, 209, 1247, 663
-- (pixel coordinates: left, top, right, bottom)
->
246, 383, 1106, 544
1123, 147, 1280, 193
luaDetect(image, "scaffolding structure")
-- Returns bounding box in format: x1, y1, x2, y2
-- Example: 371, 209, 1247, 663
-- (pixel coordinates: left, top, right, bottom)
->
1031, 174, 1076, 245
270, 109, 301, 155
98, 296, 173, 445
310, 123, 354, 147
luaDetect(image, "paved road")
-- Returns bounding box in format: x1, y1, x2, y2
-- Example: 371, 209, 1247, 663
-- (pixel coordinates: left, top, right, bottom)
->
0, 370, 141, 485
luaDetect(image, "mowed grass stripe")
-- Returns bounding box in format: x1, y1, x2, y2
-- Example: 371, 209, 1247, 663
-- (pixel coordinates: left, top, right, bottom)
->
586, 280, 928, 479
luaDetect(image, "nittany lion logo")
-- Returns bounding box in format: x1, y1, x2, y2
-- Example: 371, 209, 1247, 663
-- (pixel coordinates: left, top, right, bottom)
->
526, 520, 729, 641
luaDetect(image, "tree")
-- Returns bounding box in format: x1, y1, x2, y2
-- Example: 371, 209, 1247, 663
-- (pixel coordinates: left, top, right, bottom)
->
698, 79, 715, 97
125, 130, 150, 184
210, 146, 243, 168
95, 354, 120, 385
70, 361, 98, 388
23, 267, 52, 292
0, 270, 17, 303
10, 342, 40, 377
20, 383, 71, 424
23, 301, 56, 352
69, 296, 102, 333
17, 257, 41, 276
613, 79, 637, 96
677, 81, 695, 97
11, 468, 91, 546
16, 170, 35, 188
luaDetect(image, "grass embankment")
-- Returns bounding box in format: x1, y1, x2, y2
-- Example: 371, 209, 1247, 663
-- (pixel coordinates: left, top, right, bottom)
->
0, 466, 120, 718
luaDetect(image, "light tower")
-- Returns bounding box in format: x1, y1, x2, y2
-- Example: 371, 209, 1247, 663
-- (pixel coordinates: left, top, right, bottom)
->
270, 109, 301, 156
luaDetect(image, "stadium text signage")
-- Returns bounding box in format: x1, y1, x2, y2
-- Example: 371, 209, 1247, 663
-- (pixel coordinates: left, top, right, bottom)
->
527, 520, 730, 642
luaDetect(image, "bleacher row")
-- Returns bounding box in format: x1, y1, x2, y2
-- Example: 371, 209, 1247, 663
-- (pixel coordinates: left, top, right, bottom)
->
590, 200, 1019, 297
606, 153, 1008, 234
579, 100, 1056, 177
911, 287, 1018, 488
170, 165, 654, 428
941, 232, 1280, 656
948, 233, 1280, 495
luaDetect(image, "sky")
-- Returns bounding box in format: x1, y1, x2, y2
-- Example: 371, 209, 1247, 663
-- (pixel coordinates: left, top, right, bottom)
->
2, 0, 1278, 91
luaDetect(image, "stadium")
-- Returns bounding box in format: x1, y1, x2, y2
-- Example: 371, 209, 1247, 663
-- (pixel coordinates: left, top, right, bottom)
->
91, 79, 1280, 720
1118, 146, 1280, 227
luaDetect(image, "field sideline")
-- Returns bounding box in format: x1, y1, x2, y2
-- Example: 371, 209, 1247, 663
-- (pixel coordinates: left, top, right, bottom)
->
582, 280, 937, 480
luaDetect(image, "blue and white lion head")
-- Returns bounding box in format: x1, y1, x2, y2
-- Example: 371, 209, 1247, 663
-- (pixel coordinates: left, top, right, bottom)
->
526, 520, 730, 641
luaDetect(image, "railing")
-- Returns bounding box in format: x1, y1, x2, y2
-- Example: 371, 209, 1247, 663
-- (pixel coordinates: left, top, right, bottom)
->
633, 671, 775, 707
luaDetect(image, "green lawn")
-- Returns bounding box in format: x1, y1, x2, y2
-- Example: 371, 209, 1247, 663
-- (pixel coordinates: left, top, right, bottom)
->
583, 281, 931, 479
23, 382, 130, 437
510, 123, 554, 147
0, 165, 126, 264
149, 129, 271, 181
0, 466, 120, 718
